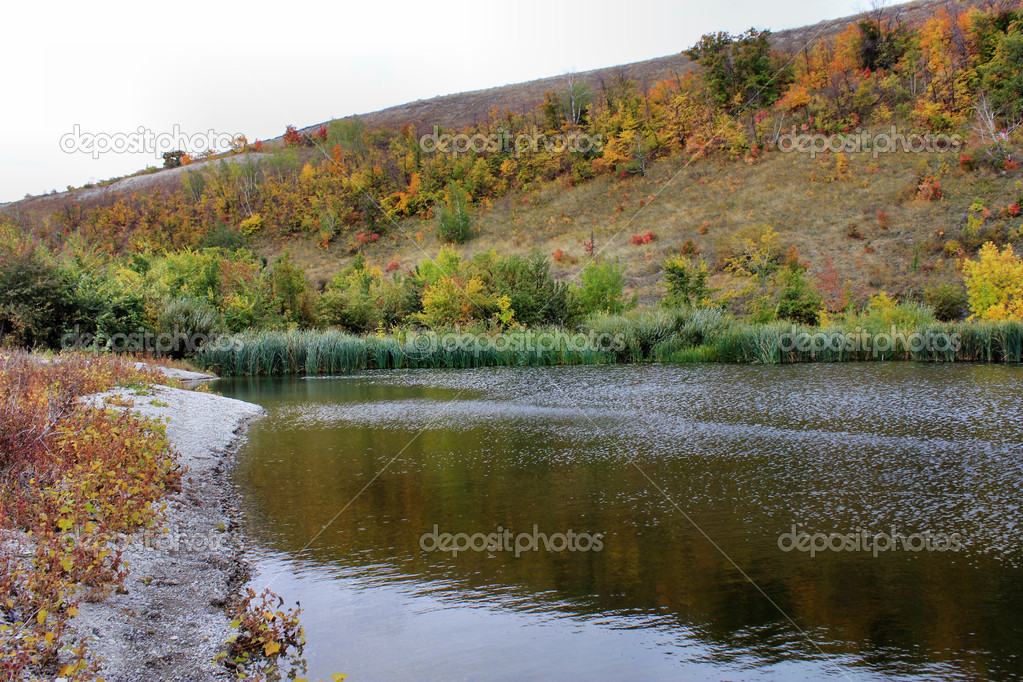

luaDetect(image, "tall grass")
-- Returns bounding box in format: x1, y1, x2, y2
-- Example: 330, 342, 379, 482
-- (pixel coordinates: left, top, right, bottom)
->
197, 314, 1023, 376
197, 329, 619, 376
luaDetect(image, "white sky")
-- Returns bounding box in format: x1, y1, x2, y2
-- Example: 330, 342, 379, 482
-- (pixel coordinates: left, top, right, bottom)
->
0, 0, 862, 204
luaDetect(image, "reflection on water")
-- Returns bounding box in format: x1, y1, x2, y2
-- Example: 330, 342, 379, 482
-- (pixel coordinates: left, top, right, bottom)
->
216, 363, 1023, 680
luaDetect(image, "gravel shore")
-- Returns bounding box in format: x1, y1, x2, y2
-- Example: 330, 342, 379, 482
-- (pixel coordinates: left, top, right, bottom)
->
70, 377, 265, 680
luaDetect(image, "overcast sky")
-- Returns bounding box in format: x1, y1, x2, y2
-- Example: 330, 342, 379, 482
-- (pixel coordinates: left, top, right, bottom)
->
0, 0, 863, 204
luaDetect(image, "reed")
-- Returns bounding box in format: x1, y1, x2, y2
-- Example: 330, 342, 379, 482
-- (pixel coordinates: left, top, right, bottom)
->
196, 317, 1023, 375
197, 328, 620, 376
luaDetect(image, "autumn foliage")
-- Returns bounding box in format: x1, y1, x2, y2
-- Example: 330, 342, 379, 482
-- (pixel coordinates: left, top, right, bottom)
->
0, 353, 177, 679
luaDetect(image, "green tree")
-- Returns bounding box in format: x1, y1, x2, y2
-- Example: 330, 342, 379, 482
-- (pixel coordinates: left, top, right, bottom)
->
662, 255, 712, 307
437, 183, 473, 244
492, 249, 575, 326
774, 256, 823, 325
575, 261, 635, 315
685, 29, 789, 114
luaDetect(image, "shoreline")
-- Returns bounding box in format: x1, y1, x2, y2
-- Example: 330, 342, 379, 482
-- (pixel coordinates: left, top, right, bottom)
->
69, 375, 265, 680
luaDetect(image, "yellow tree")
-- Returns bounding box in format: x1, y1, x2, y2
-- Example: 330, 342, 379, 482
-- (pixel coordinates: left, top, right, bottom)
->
961, 242, 1023, 320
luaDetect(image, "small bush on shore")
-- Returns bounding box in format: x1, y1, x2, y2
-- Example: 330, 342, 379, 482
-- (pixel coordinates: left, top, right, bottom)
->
0, 352, 176, 678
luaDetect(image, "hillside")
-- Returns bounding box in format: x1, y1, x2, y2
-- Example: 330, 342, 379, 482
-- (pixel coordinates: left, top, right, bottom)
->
2, 0, 1021, 337
3, 0, 978, 219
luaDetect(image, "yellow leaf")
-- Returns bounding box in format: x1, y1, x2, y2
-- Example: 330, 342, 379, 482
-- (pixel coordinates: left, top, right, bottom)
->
263, 640, 281, 656
37, 609, 47, 624
331, 674, 349, 681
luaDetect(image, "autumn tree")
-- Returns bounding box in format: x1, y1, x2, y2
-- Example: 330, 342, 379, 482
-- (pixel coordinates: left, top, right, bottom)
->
961, 241, 1023, 320
685, 29, 790, 143
857, 0, 911, 70
686, 29, 789, 111
978, 16, 1023, 123
662, 255, 712, 307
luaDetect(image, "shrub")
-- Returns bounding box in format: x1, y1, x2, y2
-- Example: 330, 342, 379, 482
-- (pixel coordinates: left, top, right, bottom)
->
156, 296, 225, 356
492, 250, 575, 327
437, 184, 474, 244
857, 290, 936, 330
238, 213, 263, 236
575, 261, 634, 316
415, 276, 510, 329
924, 283, 969, 322
961, 242, 1023, 320
916, 177, 942, 201
283, 125, 304, 147
774, 257, 823, 325
662, 256, 712, 308
0, 354, 178, 677
0, 241, 66, 348
317, 288, 381, 333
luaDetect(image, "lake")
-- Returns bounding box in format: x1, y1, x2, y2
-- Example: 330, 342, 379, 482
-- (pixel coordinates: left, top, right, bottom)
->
215, 363, 1023, 680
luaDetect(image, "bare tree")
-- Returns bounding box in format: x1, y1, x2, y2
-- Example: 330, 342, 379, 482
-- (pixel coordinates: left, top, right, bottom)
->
560, 72, 592, 127
974, 94, 1023, 160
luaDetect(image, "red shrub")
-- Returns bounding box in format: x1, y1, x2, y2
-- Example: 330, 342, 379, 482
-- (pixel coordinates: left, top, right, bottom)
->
283, 125, 303, 147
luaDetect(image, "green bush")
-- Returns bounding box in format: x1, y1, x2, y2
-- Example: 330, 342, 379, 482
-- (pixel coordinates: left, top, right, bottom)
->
492, 249, 576, 326
575, 260, 634, 316
437, 183, 473, 244
0, 242, 66, 348
925, 283, 969, 322
775, 259, 823, 325
317, 288, 381, 333
156, 296, 225, 357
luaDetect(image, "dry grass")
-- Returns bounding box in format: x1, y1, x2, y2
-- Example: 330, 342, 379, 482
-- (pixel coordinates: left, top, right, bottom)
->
293, 134, 1018, 306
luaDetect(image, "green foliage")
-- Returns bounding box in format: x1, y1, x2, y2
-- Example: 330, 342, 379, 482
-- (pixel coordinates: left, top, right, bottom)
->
0, 240, 65, 348
267, 254, 317, 327
575, 260, 634, 316
924, 283, 969, 322
437, 183, 474, 244
774, 258, 823, 326
857, 16, 911, 71
156, 296, 225, 357
662, 256, 712, 308
317, 259, 387, 333
978, 19, 1023, 120
685, 29, 790, 113
491, 249, 576, 326
201, 222, 249, 250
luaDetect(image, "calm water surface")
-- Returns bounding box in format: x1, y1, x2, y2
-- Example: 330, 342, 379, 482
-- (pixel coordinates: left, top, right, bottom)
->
215, 363, 1023, 680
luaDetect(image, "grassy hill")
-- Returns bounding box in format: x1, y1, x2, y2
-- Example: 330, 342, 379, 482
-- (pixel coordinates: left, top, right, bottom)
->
2, 0, 1018, 317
